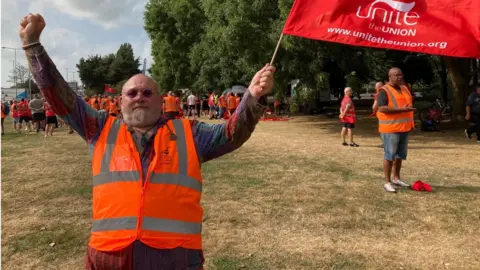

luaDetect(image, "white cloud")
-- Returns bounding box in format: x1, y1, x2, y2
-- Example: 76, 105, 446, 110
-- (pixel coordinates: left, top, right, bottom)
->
28, 0, 45, 15
1, 0, 153, 89
41, 0, 148, 29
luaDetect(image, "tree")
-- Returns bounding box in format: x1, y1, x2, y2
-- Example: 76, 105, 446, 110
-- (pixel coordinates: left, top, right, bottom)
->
77, 43, 141, 94
444, 57, 473, 121
77, 55, 106, 93
142, 0, 474, 118
8, 64, 31, 86
144, 0, 206, 91
108, 44, 141, 84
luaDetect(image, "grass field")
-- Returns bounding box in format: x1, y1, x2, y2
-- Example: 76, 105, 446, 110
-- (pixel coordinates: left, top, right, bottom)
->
1, 115, 479, 269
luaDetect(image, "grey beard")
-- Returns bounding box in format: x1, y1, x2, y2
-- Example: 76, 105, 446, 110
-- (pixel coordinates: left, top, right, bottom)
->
123, 110, 158, 128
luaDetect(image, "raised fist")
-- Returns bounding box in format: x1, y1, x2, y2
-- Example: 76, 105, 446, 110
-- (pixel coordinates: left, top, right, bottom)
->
248, 64, 276, 100
19, 13, 45, 46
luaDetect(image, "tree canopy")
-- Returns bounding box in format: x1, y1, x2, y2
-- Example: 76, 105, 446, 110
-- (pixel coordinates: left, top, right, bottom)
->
77, 43, 141, 94
143, 0, 478, 119
7, 64, 40, 94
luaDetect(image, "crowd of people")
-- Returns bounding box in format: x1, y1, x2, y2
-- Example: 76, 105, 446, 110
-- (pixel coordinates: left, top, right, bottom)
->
0, 94, 72, 136
0, 89, 247, 136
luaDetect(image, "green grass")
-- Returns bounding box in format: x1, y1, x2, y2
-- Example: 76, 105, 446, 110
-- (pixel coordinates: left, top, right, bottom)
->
2, 116, 480, 269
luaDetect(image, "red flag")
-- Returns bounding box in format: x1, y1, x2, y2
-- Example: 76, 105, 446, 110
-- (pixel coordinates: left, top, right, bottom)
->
105, 85, 116, 94
282, 0, 480, 58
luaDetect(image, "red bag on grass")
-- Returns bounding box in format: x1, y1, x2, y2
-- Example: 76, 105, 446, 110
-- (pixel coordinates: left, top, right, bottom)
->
411, 180, 432, 192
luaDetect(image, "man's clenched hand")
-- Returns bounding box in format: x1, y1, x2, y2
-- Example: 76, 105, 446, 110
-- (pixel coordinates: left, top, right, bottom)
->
19, 13, 45, 46
248, 64, 276, 100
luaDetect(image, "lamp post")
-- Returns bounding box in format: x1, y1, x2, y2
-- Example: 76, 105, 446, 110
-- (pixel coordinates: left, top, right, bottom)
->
2, 46, 22, 100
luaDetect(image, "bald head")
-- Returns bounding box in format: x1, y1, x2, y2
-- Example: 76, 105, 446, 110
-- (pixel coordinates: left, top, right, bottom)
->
344, 87, 353, 96
375, 82, 384, 91
388, 67, 403, 87
120, 74, 163, 130
122, 74, 159, 94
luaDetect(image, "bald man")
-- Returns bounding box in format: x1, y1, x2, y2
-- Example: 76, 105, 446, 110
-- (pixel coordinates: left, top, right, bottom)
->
376, 68, 416, 193
21, 13, 276, 269
372, 81, 385, 148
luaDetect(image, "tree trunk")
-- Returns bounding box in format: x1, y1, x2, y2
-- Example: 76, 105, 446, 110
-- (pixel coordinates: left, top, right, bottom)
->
443, 57, 472, 122
472, 59, 479, 86
439, 57, 448, 102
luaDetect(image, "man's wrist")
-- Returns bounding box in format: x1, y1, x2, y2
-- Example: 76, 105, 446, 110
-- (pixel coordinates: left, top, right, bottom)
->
247, 89, 261, 101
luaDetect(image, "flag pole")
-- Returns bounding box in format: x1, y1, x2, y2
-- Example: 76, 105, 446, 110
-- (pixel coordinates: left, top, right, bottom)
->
269, 33, 284, 65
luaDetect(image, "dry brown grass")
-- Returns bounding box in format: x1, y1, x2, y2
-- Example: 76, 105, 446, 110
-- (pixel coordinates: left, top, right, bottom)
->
2, 116, 480, 269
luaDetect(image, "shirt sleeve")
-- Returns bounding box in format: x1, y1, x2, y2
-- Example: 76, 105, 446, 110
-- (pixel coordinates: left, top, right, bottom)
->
377, 90, 388, 107
191, 90, 266, 163
25, 45, 108, 144
466, 93, 475, 107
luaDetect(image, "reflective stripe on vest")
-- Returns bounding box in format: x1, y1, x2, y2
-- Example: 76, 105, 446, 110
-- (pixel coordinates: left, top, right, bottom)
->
92, 119, 140, 186
381, 86, 411, 123
92, 216, 203, 234
382, 87, 399, 108
91, 119, 202, 236
142, 217, 202, 234
92, 216, 137, 232
378, 118, 412, 124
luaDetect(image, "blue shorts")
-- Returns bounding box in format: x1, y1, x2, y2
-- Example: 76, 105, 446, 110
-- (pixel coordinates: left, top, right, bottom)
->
381, 132, 409, 161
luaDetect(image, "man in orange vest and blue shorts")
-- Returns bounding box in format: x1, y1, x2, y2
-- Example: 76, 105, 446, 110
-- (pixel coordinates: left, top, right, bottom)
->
19, 13, 276, 269
376, 68, 416, 193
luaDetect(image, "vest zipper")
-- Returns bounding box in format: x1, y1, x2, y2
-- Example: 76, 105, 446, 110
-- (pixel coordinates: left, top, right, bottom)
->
137, 169, 151, 240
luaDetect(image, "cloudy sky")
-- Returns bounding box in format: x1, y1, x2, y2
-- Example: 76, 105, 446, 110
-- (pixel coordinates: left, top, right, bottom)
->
1, 0, 152, 88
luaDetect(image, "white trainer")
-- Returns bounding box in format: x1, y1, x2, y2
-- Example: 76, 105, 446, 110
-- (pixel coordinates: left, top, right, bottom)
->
392, 179, 410, 187
384, 183, 396, 193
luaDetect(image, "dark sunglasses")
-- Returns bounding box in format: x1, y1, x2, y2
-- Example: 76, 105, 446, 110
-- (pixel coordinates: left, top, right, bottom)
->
126, 88, 154, 99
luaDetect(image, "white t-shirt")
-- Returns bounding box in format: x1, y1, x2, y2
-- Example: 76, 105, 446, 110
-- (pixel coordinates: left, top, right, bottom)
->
187, 95, 197, 106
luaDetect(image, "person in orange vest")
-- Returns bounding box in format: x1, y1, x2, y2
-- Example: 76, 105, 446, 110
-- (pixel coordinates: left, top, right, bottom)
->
10, 101, 20, 132
108, 96, 119, 117
43, 101, 57, 136
274, 98, 281, 115
1, 102, 7, 135
90, 95, 100, 110
235, 93, 241, 108
376, 68, 416, 193
339, 87, 359, 147
17, 98, 32, 132
208, 91, 216, 119
218, 93, 227, 120
101, 95, 110, 111
163, 91, 178, 119
227, 92, 237, 116
372, 81, 385, 148
20, 12, 277, 269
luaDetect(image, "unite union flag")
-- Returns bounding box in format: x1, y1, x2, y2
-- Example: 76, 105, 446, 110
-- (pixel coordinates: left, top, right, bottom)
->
282, 0, 480, 58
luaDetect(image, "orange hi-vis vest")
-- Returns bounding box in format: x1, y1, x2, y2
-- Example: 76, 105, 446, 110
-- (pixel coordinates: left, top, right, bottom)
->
340, 96, 356, 124
227, 96, 236, 109
377, 84, 415, 133
89, 117, 203, 252
17, 101, 30, 116
219, 96, 227, 108
90, 98, 100, 110
102, 98, 110, 111
164, 96, 177, 112
109, 102, 118, 114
